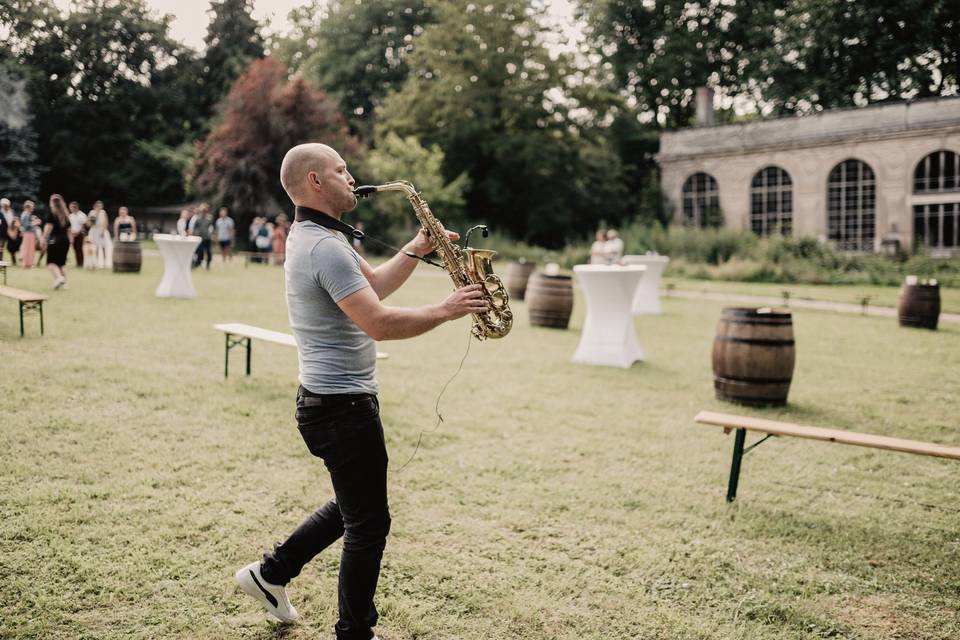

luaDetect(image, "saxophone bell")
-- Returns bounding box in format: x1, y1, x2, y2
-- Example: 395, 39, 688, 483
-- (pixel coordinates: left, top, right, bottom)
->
353, 180, 513, 340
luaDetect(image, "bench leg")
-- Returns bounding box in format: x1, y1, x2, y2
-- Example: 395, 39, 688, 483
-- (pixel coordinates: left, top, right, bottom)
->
224, 335, 253, 378
726, 428, 746, 502
19, 301, 24, 337
39, 302, 44, 336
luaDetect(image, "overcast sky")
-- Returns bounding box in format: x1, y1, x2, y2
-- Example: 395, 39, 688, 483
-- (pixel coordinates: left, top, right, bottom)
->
53, 1, 583, 53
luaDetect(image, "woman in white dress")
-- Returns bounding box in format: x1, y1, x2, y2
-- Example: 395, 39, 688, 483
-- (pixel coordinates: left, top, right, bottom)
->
87, 200, 112, 269
589, 229, 607, 265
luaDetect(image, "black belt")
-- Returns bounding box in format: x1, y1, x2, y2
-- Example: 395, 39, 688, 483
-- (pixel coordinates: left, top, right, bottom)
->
298, 385, 375, 407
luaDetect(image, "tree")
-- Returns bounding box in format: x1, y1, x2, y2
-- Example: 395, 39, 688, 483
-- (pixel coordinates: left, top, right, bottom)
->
583, 0, 960, 123
581, 0, 777, 128
9, 0, 200, 206
0, 71, 42, 205
201, 0, 265, 115
191, 56, 361, 236
276, 0, 433, 138
749, 0, 960, 113
360, 132, 469, 244
378, 0, 630, 247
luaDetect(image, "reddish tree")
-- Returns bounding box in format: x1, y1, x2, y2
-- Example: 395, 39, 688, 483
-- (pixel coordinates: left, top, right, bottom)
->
191, 56, 360, 235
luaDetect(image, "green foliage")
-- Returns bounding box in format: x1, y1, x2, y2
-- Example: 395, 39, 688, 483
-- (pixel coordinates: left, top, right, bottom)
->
493, 220, 960, 287
378, 0, 630, 248
583, 0, 960, 123
6, 0, 200, 207
590, 224, 960, 287
201, 0, 265, 116
0, 71, 42, 205
277, 0, 433, 139
190, 57, 361, 234
753, 0, 960, 113
357, 132, 469, 246
582, 0, 777, 127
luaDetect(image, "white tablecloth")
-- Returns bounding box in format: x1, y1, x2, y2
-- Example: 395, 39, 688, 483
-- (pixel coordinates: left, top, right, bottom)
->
571, 264, 646, 368
154, 234, 201, 299
622, 254, 670, 315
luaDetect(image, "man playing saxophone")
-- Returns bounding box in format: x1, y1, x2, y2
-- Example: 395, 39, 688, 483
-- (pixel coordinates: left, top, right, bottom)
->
234, 142, 488, 640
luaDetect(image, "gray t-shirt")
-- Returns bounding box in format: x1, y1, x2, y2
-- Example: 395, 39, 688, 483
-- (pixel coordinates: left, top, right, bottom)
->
284, 220, 377, 394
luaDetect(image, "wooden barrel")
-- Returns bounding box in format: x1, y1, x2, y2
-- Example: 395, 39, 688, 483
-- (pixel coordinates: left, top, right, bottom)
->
112, 240, 142, 273
504, 260, 536, 300
526, 272, 573, 329
897, 280, 940, 330
712, 307, 796, 407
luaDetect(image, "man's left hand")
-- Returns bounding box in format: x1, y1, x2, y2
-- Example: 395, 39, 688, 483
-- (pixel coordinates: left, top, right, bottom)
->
407, 225, 459, 257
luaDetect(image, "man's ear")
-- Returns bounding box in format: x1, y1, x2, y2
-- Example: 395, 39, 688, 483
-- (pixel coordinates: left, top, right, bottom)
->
308, 171, 322, 190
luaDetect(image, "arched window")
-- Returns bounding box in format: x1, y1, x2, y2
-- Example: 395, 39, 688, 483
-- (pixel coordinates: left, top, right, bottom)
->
750, 166, 792, 236
682, 172, 721, 227
914, 150, 960, 193
827, 159, 875, 251
913, 150, 960, 251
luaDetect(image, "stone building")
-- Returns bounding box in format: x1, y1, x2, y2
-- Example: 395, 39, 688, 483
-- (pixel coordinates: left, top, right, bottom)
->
658, 90, 960, 254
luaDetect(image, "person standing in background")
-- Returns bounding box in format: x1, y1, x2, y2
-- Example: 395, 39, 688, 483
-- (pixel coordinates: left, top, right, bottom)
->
254, 217, 273, 262
0, 198, 12, 259
176, 208, 191, 236
68, 201, 87, 267
604, 228, 624, 265
19, 200, 37, 268
88, 200, 112, 269
215, 207, 235, 262
189, 203, 213, 269
5, 216, 23, 265
589, 229, 607, 265
113, 206, 137, 242
271, 213, 289, 265
42, 194, 71, 289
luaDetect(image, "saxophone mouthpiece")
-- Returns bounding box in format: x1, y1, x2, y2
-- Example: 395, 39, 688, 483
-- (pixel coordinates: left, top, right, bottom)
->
353, 185, 377, 198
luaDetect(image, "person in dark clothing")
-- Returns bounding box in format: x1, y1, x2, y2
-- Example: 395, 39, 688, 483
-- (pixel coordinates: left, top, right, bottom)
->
0, 198, 11, 259
42, 194, 72, 289
189, 204, 214, 269
5, 216, 22, 265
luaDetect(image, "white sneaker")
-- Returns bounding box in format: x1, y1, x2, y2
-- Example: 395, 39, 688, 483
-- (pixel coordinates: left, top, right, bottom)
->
234, 561, 299, 623
53, 277, 65, 290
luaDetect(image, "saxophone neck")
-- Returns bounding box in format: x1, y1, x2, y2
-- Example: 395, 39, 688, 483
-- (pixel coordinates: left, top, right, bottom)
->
354, 181, 418, 199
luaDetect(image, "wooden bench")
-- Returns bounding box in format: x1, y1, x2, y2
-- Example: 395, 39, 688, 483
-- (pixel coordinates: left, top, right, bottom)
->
694, 411, 960, 502
0, 260, 7, 285
214, 323, 387, 378
0, 285, 49, 337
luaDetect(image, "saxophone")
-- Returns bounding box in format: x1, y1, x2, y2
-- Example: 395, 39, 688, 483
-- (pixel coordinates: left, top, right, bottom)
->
354, 181, 513, 340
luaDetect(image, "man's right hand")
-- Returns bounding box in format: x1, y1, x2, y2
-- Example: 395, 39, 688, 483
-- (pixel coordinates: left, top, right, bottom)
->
442, 283, 490, 320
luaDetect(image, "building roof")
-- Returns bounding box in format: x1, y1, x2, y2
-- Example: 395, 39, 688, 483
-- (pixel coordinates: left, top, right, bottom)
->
659, 95, 960, 161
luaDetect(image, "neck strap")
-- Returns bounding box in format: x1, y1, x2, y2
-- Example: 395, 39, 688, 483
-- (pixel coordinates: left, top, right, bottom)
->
294, 206, 363, 240
293, 205, 444, 269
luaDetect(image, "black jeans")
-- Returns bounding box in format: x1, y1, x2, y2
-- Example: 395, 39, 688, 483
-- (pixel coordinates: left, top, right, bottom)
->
193, 239, 212, 269
261, 386, 390, 640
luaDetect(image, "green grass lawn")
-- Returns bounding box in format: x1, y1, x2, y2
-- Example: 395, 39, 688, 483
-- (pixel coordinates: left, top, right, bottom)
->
666, 277, 960, 315
2, 256, 960, 639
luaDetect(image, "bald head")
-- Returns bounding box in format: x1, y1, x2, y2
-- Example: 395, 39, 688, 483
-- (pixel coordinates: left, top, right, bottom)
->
281, 143, 337, 201
280, 143, 357, 215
